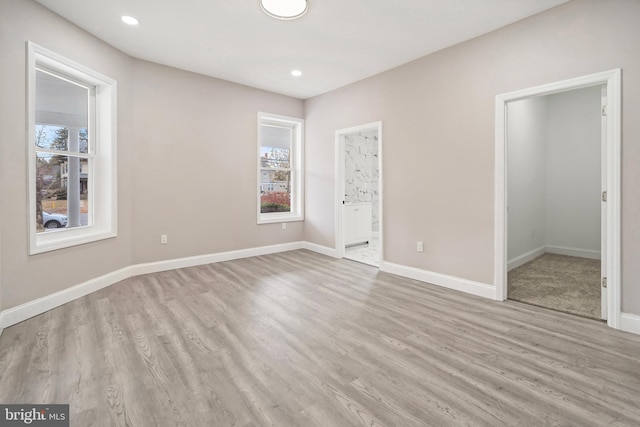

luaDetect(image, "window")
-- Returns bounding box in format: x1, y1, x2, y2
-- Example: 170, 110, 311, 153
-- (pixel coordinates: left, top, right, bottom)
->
27, 42, 117, 254
257, 112, 304, 224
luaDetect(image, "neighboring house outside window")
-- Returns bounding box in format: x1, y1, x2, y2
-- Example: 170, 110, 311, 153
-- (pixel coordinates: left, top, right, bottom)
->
27, 42, 117, 254
257, 112, 304, 224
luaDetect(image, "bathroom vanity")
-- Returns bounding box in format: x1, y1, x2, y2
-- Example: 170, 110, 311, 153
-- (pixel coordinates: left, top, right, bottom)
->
344, 202, 372, 246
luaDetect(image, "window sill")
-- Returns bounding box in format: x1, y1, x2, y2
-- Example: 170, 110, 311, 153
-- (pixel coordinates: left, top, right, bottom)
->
30, 227, 117, 255
257, 213, 304, 225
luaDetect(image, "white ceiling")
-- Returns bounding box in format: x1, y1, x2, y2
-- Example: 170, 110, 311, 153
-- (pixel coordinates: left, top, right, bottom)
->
35, 0, 569, 99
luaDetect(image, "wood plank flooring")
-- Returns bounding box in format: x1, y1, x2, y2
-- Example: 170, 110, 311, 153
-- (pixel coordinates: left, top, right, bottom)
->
1, 249, 639, 426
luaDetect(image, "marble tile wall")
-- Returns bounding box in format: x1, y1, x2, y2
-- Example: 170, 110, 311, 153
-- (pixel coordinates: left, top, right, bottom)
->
344, 129, 379, 231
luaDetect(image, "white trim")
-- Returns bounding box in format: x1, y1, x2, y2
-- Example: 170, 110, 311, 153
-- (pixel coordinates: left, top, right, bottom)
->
257, 112, 304, 224
303, 241, 339, 258
335, 121, 383, 266
380, 261, 496, 300
0, 196, 2, 335
600, 86, 608, 320
0, 241, 334, 330
495, 69, 622, 331
131, 242, 304, 276
508, 245, 601, 271
508, 246, 546, 271
27, 42, 117, 254
605, 70, 622, 329
620, 313, 640, 336
0, 266, 133, 330
545, 245, 601, 260
335, 131, 343, 258
2, 242, 638, 337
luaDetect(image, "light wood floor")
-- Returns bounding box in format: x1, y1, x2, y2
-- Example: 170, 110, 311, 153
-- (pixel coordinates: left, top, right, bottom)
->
1, 250, 639, 426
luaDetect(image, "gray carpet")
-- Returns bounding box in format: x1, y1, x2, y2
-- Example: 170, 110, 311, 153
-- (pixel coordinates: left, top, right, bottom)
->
508, 253, 601, 320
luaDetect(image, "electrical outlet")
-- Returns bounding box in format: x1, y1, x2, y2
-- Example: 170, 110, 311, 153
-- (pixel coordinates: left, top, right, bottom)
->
531, 228, 536, 238
417, 241, 424, 252
161, 234, 168, 244
282, 223, 287, 231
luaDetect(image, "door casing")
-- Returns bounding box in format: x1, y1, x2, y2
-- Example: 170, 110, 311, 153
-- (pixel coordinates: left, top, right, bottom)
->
495, 69, 621, 329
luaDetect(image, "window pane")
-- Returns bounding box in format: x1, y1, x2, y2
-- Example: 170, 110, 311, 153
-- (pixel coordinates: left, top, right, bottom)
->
36, 70, 89, 153
36, 153, 90, 232
35, 124, 66, 150
34, 125, 89, 153
260, 125, 291, 168
260, 170, 291, 213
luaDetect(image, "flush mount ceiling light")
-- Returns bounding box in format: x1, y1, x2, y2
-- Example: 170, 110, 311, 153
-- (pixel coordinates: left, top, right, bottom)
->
260, 0, 308, 20
121, 15, 139, 26
291, 69, 302, 77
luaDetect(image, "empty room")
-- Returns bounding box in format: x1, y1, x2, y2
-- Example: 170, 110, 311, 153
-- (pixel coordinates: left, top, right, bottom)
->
1, 0, 640, 425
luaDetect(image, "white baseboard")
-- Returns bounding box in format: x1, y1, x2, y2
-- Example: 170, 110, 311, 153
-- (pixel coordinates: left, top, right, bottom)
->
545, 245, 601, 260
0, 241, 307, 331
508, 246, 546, 271
508, 245, 601, 272
302, 241, 339, 258
620, 312, 640, 336
131, 241, 305, 276
0, 265, 134, 330
380, 261, 496, 300
1, 242, 633, 337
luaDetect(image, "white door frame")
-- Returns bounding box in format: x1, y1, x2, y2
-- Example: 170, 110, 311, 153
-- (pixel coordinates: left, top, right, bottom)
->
600, 86, 608, 320
494, 69, 621, 329
335, 122, 383, 265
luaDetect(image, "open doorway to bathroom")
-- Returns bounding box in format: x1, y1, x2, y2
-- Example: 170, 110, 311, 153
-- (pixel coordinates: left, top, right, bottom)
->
335, 122, 382, 267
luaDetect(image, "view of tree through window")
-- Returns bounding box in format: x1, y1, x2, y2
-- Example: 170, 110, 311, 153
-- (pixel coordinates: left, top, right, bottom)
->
257, 112, 303, 224
29, 43, 117, 254
35, 69, 91, 232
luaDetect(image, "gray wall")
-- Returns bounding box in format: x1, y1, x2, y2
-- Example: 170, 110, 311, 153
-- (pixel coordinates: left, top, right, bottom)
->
0, 0, 134, 310
2, 0, 640, 318
546, 87, 602, 253
0, 0, 303, 310
303, 0, 640, 314
130, 60, 304, 264
507, 96, 548, 260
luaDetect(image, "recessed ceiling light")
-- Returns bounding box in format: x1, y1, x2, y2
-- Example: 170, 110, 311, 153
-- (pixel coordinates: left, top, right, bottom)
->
291, 69, 302, 77
261, 0, 308, 20
121, 15, 139, 26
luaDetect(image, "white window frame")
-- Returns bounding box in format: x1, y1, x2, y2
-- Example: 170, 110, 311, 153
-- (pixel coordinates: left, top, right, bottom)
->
257, 112, 304, 224
27, 42, 117, 254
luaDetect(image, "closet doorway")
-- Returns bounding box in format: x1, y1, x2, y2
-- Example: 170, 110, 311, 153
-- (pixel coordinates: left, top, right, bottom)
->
506, 86, 604, 319
335, 122, 383, 267
495, 69, 621, 329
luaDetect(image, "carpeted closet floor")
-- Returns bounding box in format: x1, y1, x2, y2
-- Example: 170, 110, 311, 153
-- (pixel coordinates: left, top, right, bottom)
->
508, 253, 601, 320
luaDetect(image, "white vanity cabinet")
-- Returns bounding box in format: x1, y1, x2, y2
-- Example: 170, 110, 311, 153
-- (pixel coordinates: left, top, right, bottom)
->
344, 203, 372, 246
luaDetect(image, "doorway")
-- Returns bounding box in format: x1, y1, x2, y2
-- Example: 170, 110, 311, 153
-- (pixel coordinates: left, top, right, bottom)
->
335, 122, 383, 267
506, 86, 603, 319
495, 69, 621, 329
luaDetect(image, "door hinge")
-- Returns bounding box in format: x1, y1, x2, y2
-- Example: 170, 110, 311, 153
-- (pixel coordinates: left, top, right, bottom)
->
602, 105, 607, 116
602, 191, 607, 202
602, 277, 607, 288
